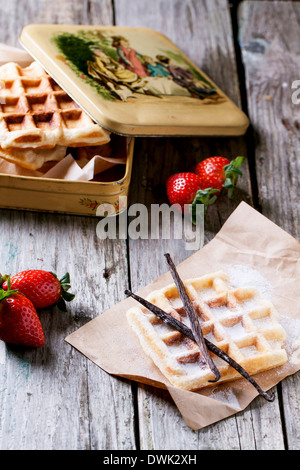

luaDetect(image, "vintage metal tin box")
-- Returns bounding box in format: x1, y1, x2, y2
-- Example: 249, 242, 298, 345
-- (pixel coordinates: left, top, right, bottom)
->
0, 25, 249, 216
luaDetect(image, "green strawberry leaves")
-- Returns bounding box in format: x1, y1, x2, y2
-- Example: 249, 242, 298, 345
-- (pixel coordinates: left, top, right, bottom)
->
190, 156, 245, 224
222, 156, 244, 199
50, 272, 75, 312
0, 276, 18, 302
190, 188, 219, 225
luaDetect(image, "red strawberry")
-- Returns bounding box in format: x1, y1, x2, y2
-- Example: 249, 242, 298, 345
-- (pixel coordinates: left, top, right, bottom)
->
166, 172, 201, 212
166, 171, 220, 221
2, 270, 75, 311
0, 280, 45, 347
195, 156, 244, 198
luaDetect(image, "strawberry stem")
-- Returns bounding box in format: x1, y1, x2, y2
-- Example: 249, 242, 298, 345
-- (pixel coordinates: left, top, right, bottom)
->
222, 156, 244, 199
50, 272, 75, 312
0, 274, 9, 288
190, 188, 219, 224
0, 276, 18, 302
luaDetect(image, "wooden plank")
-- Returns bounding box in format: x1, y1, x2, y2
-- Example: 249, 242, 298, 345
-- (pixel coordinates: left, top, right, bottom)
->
116, 0, 252, 246
0, 0, 136, 450
0, 0, 114, 47
114, 0, 286, 450
238, 0, 300, 238
238, 0, 300, 450
0, 0, 294, 451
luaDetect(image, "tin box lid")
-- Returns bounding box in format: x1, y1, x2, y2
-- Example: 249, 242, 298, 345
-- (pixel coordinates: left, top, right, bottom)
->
19, 24, 249, 137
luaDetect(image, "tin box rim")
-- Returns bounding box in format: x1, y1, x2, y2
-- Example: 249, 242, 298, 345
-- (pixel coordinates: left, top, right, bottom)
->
0, 137, 134, 188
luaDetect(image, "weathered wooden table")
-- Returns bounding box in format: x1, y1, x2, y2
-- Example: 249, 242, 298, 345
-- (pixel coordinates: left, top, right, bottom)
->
0, 0, 299, 451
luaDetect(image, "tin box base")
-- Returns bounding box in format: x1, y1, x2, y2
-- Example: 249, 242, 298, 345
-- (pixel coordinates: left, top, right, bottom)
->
0, 137, 134, 217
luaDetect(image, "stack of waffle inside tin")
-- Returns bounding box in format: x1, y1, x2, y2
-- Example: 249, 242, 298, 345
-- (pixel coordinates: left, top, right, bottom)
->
0, 61, 110, 170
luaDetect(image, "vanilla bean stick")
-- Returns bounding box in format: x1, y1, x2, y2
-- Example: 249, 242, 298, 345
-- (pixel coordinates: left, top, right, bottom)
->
164, 253, 220, 383
125, 289, 275, 402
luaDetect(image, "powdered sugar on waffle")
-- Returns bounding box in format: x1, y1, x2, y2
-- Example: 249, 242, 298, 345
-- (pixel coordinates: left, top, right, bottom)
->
127, 267, 288, 392
226, 264, 274, 300
226, 264, 300, 363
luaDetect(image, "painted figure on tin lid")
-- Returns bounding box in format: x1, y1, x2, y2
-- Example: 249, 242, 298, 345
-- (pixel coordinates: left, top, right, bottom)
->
112, 36, 149, 78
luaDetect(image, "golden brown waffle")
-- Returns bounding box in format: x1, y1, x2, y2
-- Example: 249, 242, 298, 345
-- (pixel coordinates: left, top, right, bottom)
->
0, 62, 110, 150
127, 271, 288, 391
0, 145, 67, 170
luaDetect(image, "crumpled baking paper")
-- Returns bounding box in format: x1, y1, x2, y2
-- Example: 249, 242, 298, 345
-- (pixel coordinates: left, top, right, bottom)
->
65, 202, 300, 430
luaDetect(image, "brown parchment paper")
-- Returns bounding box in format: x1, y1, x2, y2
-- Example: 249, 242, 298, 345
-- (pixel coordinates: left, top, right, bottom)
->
65, 194, 300, 429
65, 202, 300, 429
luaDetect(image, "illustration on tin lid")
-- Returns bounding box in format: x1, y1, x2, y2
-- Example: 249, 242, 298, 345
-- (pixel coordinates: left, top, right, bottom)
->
52, 29, 225, 103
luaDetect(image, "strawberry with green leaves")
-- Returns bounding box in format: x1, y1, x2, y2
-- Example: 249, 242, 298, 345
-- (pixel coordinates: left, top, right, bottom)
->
166, 172, 201, 212
166, 156, 245, 223
166, 172, 220, 214
0, 278, 45, 347
2, 270, 75, 312
166, 171, 218, 210
195, 156, 244, 198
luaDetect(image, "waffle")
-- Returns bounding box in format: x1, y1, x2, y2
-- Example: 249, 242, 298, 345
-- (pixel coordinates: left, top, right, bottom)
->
0, 62, 110, 150
127, 271, 288, 391
0, 145, 67, 170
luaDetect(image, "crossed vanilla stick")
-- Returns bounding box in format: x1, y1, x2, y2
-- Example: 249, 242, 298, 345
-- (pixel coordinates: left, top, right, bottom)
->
125, 253, 275, 402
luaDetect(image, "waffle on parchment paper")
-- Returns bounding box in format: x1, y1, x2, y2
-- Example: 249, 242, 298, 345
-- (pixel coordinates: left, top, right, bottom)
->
0, 62, 110, 170
127, 272, 288, 391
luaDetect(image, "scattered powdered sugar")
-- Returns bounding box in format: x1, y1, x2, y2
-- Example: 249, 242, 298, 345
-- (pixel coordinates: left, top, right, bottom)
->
209, 387, 241, 410
212, 305, 232, 319
279, 313, 300, 363
281, 315, 300, 343
226, 265, 300, 364
227, 264, 274, 300
201, 265, 299, 405
223, 321, 247, 339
